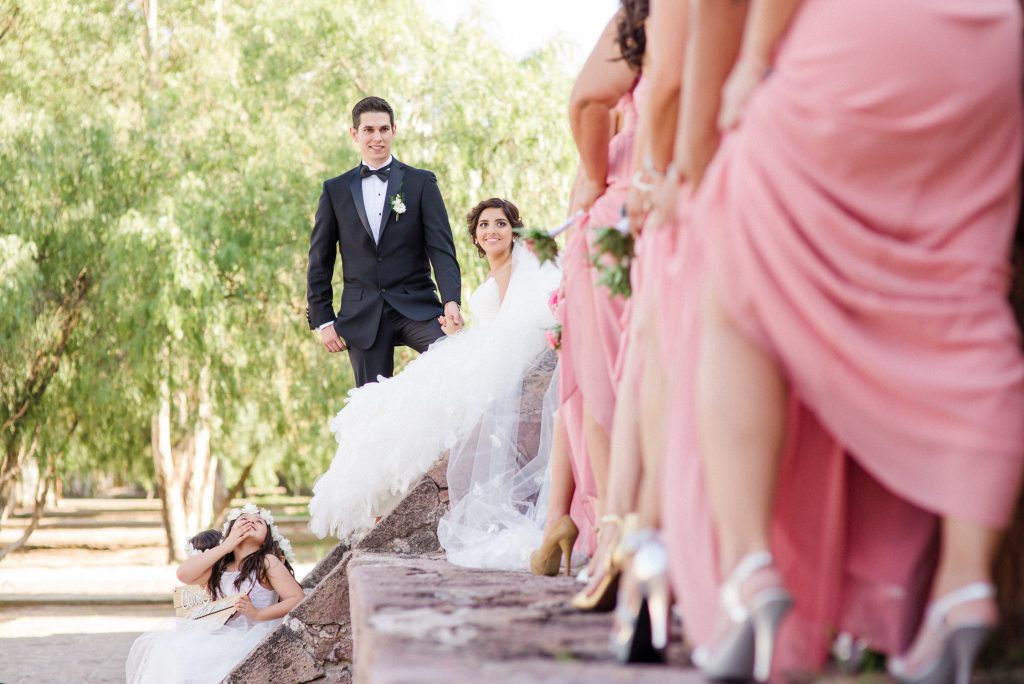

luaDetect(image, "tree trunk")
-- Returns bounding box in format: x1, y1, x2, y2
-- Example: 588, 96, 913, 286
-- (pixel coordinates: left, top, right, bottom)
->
212, 455, 257, 525
154, 358, 222, 562
185, 360, 216, 533
153, 375, 189, 563
0, 454, 53, 563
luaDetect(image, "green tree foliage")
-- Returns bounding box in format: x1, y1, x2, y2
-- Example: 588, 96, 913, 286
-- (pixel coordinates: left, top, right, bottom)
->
0, 0, 577, 556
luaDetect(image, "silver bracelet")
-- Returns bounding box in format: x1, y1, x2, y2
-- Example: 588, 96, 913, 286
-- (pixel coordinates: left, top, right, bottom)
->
631, 169, 656, 193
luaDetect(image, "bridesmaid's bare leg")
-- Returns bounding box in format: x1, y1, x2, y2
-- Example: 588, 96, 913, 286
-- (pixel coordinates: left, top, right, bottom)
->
895, 517, 1002, 670
933, 516, 1001, 599
636, 301, 667, 528
697, 286, 788, 575
605, 322, 646, 519
543, 412, 577, 537
576, 318, 645, 591
583, 406, 611, 513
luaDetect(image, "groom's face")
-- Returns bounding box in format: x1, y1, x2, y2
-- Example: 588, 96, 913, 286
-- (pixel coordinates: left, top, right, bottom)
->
350, 111, 395, 167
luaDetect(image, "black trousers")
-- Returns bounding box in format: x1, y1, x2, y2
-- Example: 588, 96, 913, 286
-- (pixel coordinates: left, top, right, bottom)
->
346, 303, 445, 387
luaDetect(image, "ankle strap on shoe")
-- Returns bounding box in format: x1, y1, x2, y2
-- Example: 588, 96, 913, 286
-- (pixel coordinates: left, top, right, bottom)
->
722, 551, 774, 622
926, 582, 996, 626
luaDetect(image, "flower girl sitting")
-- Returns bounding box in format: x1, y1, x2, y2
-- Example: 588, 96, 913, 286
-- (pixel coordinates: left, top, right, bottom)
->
126, 503, 304, 683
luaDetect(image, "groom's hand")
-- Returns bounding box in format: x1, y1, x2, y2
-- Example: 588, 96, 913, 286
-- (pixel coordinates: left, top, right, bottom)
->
319, 325, 347, 353
444, 301, 464, 328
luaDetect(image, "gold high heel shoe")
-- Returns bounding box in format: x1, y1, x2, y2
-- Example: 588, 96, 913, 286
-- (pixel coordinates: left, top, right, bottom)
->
887, 582, 997, 684
571, 513, 636, 611
530, 515, 579, 576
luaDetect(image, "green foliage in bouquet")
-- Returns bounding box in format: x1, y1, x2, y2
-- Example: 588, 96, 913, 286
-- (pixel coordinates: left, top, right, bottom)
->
514, 227, 560, 266
590, 226, 635, 298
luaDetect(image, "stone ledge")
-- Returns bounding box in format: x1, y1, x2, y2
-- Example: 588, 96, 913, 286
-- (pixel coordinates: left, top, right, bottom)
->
226, 350, 557, 683
347, 552, 700, 684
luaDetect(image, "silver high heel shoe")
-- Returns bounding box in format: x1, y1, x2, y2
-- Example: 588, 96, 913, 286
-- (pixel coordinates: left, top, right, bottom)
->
692, 550, 793, 682
610, 531, 670, 663
888, 582, 996, 684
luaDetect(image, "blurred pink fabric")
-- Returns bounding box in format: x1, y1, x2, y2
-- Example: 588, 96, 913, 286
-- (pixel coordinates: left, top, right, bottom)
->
559, 88, 637, 551
661, 0, 1023, 672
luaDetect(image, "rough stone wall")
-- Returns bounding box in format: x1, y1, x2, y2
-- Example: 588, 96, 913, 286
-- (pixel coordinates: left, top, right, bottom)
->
225, 350, 556, 683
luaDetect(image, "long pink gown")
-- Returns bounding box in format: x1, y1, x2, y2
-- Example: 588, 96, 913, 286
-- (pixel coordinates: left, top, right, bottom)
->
661, 0, 1024, 672
558, 90, 637, 551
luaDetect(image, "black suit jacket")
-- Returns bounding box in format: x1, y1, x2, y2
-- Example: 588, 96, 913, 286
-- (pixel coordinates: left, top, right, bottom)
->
306, 159, 462, 350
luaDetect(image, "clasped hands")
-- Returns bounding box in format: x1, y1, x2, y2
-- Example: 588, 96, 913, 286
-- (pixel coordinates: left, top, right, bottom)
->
321, 302, 464, 348
438, 301, 464, 336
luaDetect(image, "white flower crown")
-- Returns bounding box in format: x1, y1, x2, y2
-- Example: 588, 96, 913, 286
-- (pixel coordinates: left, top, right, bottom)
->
221, 502, 296, 565
184, 540, 201, 557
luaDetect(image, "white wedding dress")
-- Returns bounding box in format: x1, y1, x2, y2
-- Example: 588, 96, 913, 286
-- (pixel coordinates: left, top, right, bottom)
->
125, 571, 281, 683
308, 248, 561, 570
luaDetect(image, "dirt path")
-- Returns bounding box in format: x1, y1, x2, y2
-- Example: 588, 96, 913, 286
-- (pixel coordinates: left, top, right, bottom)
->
0, 603, 167, 684
0, 497, 317, 683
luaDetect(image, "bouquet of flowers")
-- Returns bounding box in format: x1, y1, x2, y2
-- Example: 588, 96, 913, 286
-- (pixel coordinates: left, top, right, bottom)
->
514, 209, 584, 266
545, 289, 563, 351
589, 213, 634, 298
545, 323, 563, 351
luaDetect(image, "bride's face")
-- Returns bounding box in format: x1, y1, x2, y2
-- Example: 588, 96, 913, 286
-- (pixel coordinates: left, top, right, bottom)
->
475, 207, 514, 258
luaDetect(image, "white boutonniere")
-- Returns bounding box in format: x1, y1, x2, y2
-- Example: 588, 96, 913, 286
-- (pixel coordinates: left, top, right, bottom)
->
391, 191, 406, 221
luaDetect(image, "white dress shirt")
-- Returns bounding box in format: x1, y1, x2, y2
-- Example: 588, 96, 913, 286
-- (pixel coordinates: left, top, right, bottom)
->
318, 156, 393, 333
362, 155, 392, 245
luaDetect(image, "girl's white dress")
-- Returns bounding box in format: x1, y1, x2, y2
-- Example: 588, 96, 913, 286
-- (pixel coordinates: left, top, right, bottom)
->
308, 248, 562, 570
125, 571, 280, 683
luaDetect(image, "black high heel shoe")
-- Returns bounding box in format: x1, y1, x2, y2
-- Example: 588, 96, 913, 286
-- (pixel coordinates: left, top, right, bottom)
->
610, 530, 670, 664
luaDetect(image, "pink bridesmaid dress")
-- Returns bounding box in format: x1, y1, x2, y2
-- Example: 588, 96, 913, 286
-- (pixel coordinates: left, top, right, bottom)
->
661, 0, 1024, 672
558, 88, 638, 550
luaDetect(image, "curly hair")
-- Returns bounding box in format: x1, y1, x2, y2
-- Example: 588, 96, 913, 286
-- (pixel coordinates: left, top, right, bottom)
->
615, 0, 649, 69
466, 198, 524, 258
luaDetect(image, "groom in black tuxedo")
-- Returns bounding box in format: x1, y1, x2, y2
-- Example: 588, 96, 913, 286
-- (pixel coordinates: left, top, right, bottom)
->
306, 96, 463, 387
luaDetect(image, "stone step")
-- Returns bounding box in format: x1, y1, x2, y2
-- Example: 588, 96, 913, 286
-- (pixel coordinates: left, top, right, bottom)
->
346, 552, 701, 684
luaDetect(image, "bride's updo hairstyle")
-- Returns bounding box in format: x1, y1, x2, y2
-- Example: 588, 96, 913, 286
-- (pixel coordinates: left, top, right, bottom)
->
467, 198, 523, 258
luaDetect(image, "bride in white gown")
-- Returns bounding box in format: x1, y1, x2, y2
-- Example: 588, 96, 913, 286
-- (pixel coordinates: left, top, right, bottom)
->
308, 198, 562, 570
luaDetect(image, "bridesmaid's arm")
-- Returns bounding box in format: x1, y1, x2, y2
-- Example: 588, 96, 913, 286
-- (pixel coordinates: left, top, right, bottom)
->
718, 0, 805, 130
680, 0, 749, 188
634, 0, 691, 229
569, 10, 638, 213
643, 0, 689, 173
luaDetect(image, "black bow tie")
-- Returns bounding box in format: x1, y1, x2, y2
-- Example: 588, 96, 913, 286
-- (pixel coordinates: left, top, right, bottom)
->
360, 164, 390, 181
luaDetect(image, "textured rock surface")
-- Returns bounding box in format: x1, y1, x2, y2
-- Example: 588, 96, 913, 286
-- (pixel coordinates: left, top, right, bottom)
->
227, 354, 556, 683
347, 552, 699, 684
515, 350, 557, 464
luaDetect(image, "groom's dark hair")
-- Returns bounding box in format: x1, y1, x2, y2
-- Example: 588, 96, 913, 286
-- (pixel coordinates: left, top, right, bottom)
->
352, 96, 395, 128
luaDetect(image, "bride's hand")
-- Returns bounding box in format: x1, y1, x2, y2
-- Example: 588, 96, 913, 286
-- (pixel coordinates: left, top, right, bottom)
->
438, 314, 461, 336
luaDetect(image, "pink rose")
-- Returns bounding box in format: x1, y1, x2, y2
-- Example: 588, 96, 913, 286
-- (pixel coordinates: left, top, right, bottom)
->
544, 329, 561, 351
547, 289, 559, 315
